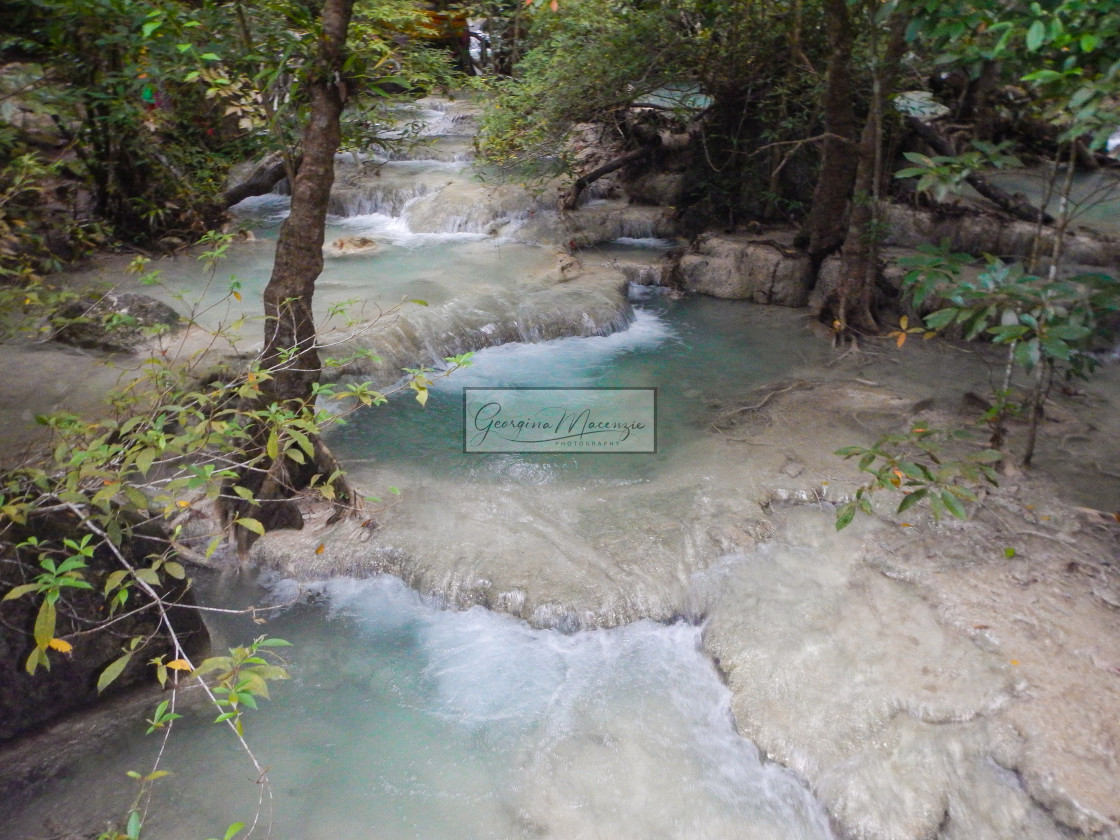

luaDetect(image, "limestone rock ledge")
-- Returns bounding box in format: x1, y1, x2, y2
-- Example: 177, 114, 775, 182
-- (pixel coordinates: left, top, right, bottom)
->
674, 232, 812, 306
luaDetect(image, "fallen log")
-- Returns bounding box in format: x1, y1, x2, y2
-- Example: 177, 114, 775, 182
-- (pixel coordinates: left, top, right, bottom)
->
906, 117, 1055, 225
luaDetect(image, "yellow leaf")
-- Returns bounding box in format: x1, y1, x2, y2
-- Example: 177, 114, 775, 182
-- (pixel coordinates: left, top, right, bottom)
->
1010, 659, 1020, 666
896, 331, 906, 348
233, 291, 242, 301
166, 659, 192, 671
177, 500, 190, 508
899, 315, 909, 330
315, 543, 325, 554
48, 638, 73, 653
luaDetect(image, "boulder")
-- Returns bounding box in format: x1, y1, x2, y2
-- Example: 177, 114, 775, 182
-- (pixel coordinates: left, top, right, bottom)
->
0, 515, 209, 747
881, 203, 1120, 266
52, 292, 183, 353
675, 232, 812, 306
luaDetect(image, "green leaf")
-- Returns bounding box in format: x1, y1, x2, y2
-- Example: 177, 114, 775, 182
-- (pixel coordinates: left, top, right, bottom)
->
287, 428, 314, 457
34, 600, 56, 649
135, 568, 161, 586
3, 583, 41, 601
104, 569, 129, 594
924, 308, 958, 330
163, 561, 186, 580
897, 488, 928, 513
940, 490, 967, 520
256, 637, 293, 647
135, 447, 157, 476
1026, 19, 1046, 52
25, 647, 48, 675
835, 502, 857, 531
97, 652, 134, 692
235, 517, 265, 536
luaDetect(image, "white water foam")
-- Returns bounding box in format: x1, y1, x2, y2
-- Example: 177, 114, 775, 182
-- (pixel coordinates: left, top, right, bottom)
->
256, 574, 837, 840
431, 306, 678, 390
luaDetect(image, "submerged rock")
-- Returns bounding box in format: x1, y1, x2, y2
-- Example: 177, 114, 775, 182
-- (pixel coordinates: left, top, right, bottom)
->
324, 235, 379, 257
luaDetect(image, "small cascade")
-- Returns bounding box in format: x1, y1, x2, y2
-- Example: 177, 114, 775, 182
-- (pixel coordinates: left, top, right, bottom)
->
331, 267, 636, 388
327, 182, 436, 217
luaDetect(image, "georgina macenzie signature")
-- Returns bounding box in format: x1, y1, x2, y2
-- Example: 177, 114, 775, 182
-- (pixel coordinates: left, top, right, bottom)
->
468, 401, 648, 448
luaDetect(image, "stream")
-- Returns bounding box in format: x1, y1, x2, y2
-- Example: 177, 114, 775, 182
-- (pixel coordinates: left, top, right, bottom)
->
0, 98, 838, 840
3, 98, 1119, 840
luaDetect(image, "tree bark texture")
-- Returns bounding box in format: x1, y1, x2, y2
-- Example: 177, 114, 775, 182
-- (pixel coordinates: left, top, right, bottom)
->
832, 12, 908, 334
800, 0, 858, 265
224, 0, 356, 555
261, 0, 354, 409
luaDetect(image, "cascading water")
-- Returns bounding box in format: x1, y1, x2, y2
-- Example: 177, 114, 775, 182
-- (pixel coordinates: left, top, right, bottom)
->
0, 98, 842, 840
0, 575, 834, 840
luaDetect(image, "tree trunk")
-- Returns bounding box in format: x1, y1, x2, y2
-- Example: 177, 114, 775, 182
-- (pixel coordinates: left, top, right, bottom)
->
816, 9, 906, 335
798, 0, 857, 265
224, 0, 357, 555
259, 0, 353, 406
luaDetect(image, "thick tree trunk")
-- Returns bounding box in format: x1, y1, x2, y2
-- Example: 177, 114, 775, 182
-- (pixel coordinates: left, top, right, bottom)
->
830, 13, 908, 335
261, 0, 353, 406
224, 0, 357, 555
799, 0, 857, 264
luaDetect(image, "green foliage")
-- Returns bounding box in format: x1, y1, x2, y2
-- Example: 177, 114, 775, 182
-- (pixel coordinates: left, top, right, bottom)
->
2, 535, 94, 673
903, 0, 1120, 150
837, 235, 1119, 529
194, 636, 291, 736
894, 140, 1021, 202
0, 239, 471, 834
835, 425, 1002, 530
901, 245, 1119, 377
476, 0, 698, 170
0, 0, 461, 252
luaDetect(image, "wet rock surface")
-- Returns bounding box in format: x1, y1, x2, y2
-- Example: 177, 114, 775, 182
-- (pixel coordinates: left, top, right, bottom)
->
253, 332, 1120, 840
52, 292, 183, 353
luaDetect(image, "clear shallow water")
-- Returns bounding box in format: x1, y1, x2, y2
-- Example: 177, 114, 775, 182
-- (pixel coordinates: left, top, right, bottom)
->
0, 576, 833, 840
118, 207, 555, 334
328, 295, 828, 487
985, 168, 1120, 236
2, 108, 838, 840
